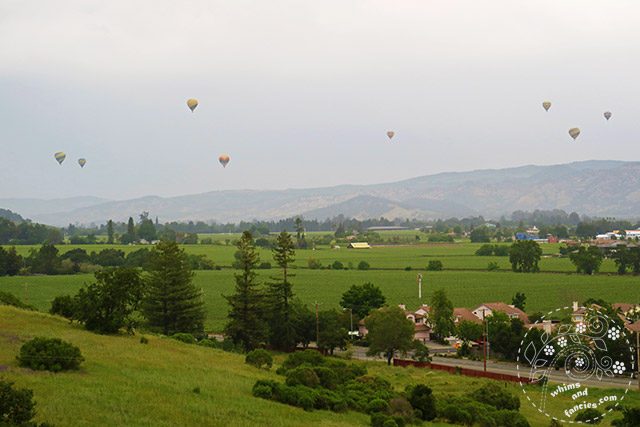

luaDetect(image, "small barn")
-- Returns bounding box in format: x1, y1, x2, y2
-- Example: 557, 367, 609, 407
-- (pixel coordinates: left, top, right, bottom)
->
347, 242, 371, 249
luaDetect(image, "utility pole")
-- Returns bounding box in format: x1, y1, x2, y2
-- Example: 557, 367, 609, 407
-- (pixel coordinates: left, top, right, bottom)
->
417, 272, 423, 299
482, 308, 487, 372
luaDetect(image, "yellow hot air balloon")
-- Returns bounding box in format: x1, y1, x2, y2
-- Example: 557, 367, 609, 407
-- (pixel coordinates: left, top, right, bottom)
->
54, 152, 66, 165
219, 155, 230, 168
568, 128, 580, 140
187, 99, 198, 112
386, 131, 394, 139
542, 101, 551, 111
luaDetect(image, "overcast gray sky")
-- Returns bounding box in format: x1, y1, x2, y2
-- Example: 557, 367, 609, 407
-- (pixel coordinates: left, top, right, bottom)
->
2, 0, 639, 201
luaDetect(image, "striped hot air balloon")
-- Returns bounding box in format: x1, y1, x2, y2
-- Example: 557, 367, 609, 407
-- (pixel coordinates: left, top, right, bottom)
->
386, 131, 394, 139
54, 152, 66, 165
569, 128, 581, 140
187, 99, 198, 112
604, 111, 612, 121
219, 155, 230, 168
542, 101, 552, 111
78, 158, 87, 168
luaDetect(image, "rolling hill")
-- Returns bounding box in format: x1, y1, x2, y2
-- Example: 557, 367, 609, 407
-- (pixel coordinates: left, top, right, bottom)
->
1, 160, 638, 226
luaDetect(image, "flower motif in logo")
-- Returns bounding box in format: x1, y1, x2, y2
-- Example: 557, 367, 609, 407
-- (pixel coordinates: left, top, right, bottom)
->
558, 336, 567, 348
608, 327, 620, 340
543, 345, 555, 356
575, 357, 585, 368
613, 361, 626, 375
576, 323, 587, 333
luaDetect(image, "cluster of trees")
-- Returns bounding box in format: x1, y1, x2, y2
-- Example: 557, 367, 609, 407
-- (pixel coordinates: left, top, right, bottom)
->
50, 240, 206, 335
253, 349, 438, 425
253, 350, 528, 426
0, 217, 63, 245
0, 246, 23, 276
7, 244, 215, 276
223, 231, 394, 354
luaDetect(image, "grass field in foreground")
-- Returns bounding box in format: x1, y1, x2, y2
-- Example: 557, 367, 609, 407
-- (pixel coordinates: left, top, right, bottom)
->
2, 268, 640, 332
1, 305, 638, 426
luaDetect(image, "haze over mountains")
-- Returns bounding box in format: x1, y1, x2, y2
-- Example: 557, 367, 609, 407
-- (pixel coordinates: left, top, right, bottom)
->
2, 160, 639, 226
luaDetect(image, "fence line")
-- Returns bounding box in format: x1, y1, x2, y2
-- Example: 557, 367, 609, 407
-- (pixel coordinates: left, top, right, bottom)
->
393, 359, 533, 384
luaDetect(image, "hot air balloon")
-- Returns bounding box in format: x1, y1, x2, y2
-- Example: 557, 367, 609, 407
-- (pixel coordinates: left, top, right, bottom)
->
569, 128, 580, 140
386, 131, 394, 139
219, 155, 230, 168
187, 99, 198, 112
542, 101, 551, 111
604, 111, 612, 121
54, 152, 66, 165
78, 158, 86, 168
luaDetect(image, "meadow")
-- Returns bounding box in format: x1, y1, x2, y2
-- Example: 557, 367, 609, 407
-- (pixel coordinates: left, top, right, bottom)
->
1, 240, 638, 332
1, 305, 638, 426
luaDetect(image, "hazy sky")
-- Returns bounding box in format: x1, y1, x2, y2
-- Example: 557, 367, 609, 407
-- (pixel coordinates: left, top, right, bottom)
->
2, 1, 639, 201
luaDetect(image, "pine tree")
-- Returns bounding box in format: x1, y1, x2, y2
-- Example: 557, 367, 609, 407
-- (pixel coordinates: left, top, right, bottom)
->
107, 220, 114, 244
266, 230, 296, 348
224, 231, 268, 352
121, 217, 137, 244
142, 240, 205, 335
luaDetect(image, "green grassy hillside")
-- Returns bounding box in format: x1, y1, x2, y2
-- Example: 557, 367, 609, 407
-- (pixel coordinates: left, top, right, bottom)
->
1, 306, 638, 426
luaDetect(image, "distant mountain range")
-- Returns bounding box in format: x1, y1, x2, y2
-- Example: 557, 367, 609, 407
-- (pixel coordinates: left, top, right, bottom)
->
2, 160, 639, 226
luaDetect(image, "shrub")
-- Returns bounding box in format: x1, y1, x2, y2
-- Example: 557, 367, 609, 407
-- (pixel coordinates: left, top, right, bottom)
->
358, 261, 371, 270
286, 366, 320, 388
313, 366, 339, 389
612, 406, 640, 426
17, 337, 84, 372
426, 260, 443, 271
140, 336, 149, 344
245, 349, 273, 369
0, 379, 53, 427
282, 349, 326, 369
404, 266, 412, 271
308, 258, 322, 269
574, 408, 602, 424
371, 412, 392, 427
487, 261, 500, 271
493, 245, 510, 256
170, 333, 196, 344
366, 398, 390, 414
196, 339, 220, 349
494, 409, 530, 427
468, 382, 520, 411
49, 295, 76, 319
475, 244, 494, 256
258, 262, 272, 269
407, 384, 436, 421
332, 260, 344, 270
0, 291, 36, 311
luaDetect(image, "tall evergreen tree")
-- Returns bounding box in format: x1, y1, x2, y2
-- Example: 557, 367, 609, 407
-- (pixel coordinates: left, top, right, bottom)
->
107, 219, 114, 244
142, 240, 205, 335
266, 230, 296, 348
224, 231, 268, 352
121, 217, 136, 244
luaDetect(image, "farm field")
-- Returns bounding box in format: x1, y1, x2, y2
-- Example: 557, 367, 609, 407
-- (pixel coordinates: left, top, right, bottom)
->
1, 305, 638, 427
9, 241, 620, 272
2, 267, 639, 332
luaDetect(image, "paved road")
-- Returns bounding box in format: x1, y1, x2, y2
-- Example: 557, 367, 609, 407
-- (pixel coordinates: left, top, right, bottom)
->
338, 346, 637, 390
